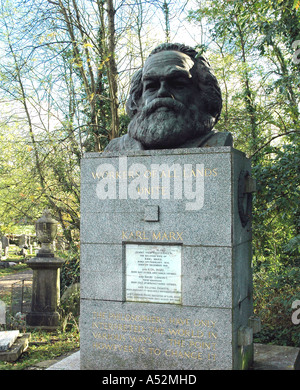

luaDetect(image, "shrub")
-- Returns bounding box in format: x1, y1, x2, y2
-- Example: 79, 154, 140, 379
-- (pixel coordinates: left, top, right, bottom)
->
253, 265, 300, 346
59, 249, 80, 295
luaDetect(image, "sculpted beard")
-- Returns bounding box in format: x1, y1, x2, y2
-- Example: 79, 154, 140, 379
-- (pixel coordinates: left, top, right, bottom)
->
128, 98, 211, 149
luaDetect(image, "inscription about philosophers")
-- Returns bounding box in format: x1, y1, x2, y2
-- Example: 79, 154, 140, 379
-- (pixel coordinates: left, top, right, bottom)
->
91, 312, 218, 362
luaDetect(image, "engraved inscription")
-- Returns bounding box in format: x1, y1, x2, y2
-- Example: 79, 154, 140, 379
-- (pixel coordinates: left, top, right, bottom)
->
122, 231, 183, 242
125, 244, 182, 304
91, 311, 218, 363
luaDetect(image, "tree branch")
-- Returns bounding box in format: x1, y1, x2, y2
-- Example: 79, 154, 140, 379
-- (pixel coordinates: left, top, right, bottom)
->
250, 130, 299, 158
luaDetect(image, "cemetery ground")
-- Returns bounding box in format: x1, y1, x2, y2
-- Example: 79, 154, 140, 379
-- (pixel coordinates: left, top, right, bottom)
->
0, 245, 80, 370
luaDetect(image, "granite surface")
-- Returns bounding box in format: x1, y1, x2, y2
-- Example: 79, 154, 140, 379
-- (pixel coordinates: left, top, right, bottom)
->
80, 147, 254, 370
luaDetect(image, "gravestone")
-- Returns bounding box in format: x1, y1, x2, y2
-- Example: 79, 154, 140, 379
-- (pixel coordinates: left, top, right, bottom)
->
18, 234, 27, 248
0, 331, 19, 351
80, 146, 255, 370
0, 331, 31, 362
0, 300, 5, 325
26, 210, 64, 330
1, 236, 9, 258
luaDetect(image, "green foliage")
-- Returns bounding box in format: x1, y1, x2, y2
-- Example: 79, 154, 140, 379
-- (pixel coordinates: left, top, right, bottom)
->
189, 0, 300, 347
252, 140, 300, 346
252, 141, 300, 267
59, 249, 80, 295
253, 265, 300, 346
60, 288, 80, 332
0, 329, 79, 370
0, 0, 299, 350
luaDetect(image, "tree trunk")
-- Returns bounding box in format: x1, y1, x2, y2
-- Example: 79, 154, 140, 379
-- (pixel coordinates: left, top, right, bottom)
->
106, 0, 119, 140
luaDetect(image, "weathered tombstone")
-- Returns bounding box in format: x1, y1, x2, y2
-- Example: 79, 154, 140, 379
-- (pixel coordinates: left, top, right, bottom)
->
18, 234, 28, 258
26, 210, 64, 330
80, 43, 256, 370
1, 236, 9, 258
0, 331, 19, 351
0, 330, 30, 362
18, 234, 27, 248
0, 300, 5, 325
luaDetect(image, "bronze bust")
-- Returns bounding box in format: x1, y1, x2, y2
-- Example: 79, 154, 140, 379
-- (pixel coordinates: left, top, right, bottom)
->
104, 43, 232, 152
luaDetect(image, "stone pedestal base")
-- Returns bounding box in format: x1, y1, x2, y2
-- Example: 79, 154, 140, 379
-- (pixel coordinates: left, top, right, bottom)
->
26, 311, 60, 330
80, 147, 255, 370
26, 256, 64, 330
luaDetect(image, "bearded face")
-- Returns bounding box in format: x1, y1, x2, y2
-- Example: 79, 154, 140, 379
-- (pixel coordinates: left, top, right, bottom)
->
128, 97, 212, 149
127, 50, 213, 149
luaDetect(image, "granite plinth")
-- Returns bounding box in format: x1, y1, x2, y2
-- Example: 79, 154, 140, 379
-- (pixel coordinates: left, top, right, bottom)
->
80, 147, 254, 370
26, 255, 64, 329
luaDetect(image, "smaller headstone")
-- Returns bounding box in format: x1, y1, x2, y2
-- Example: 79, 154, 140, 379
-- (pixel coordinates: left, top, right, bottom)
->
0, 333, 31, 362
26, 210, 65, 329
0, 331, 20, 351
0, 300, 5, 325
1, 236, 9, 258
18, 234, 27, 248
1, 236, 9, 246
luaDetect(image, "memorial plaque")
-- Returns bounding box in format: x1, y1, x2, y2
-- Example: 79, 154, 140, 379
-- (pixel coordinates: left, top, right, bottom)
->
125, 244, 182, 304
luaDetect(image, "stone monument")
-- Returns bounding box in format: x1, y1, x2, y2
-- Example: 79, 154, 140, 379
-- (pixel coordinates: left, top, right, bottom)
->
26, 210, 64, 330
1, 236, 9, 258
80, 43, 257, 370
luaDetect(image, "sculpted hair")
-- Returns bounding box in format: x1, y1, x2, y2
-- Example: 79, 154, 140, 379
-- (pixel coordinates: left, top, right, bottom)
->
126, 42, 222, 126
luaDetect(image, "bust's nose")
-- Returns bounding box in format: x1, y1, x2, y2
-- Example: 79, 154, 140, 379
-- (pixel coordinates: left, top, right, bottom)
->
157, 80, 172, 98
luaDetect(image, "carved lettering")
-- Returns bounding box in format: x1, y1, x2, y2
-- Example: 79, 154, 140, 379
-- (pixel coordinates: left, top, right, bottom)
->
122, 231, 183, 241
90, 311, 219, 364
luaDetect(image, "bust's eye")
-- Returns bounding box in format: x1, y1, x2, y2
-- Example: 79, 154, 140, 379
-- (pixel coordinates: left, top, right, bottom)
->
144, 81, 159, 91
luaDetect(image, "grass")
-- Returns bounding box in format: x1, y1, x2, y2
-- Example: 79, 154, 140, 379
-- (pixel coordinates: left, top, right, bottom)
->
0, 263, 29, 278
0, 328, 80, 370
0, 248, 80, 370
